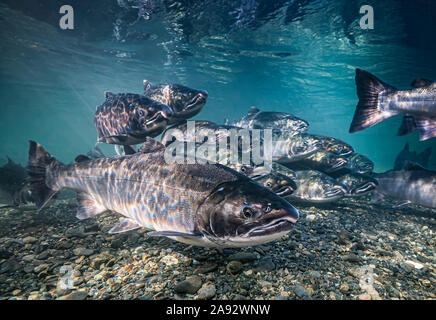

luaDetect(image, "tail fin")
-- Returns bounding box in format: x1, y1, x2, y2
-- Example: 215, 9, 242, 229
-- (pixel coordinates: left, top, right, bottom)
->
349, 69, 397, 133
28, 141, 62, 210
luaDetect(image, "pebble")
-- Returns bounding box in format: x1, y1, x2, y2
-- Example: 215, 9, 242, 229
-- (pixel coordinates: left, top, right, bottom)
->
72, 248, 94, 256
197, 284, 216, 300
227, 252, 258, 263
253, 257, 275, 272
358, 293, 372, 300
58, 290, 88, 300
293, 284, 311, 299
226, 261, 243, 274
306, 214, 317, 222
23, 236, 37, 244
174, 275, 202, 294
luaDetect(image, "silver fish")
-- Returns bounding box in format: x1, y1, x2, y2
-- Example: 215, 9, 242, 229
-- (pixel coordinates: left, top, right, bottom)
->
371, 162, 436, 208
27, 139, 299, 248
232, 107, 309, 133
271, 131, 322, 163
284, 170, 346, 204
143, 81, 208, 125
350, 69, 436, 141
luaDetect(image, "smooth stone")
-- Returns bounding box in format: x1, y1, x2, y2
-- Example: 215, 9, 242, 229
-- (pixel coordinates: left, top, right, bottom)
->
58, 290, 88, 300
23, 236, 37, 244
174, 275, 202, 294
226, 261, 243, 274
227, 252, 258, 263
72, 248, 94, 256
253, 257, 275, 272
293, 284, 311, 299
197, 284, 216, 300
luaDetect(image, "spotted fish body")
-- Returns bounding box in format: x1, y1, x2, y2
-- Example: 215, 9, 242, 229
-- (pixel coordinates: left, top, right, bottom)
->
143, 81, 208, 125
28, 140, 299, 248
94, 92, 173, 145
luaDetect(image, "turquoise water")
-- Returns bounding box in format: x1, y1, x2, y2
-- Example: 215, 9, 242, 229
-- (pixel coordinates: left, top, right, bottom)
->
0, 0, 435, 171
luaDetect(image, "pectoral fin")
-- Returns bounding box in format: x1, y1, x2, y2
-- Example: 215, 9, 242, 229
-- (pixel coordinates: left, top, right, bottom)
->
76, 192, 107, 220
147, 231, 202, 238
393, 200, 411, 208
108, 218, 142, 234
138, 137, 165, 153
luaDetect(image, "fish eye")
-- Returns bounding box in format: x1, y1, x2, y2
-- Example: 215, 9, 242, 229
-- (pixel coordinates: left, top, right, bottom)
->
265, 181, 273, 188
240, 166, 247, 173
138, 110, 146, 117
263, 204, 272, 213
241, 206, 254, 219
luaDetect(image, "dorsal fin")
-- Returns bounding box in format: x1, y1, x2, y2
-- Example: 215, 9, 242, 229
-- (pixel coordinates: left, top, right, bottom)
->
248, 106, 260, 115
138, 137, 165, 153
411, 78, 434, 88
104, 91, 116, 99
75, 155, 91, 163
123, 145, 136, 155
403, 161, 425, 171
143, 80, 152, 93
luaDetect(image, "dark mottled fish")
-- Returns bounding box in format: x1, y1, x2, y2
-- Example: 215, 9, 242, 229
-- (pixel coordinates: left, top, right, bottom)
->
0, 157, 35, 209
271, 131, 322, 163
143, 81, 208, 124
311, 135, 354, 157
284, 150, 348, 173
284, 170, 346, 204
393, 142, 431, 170
345, 153, 374, 174
94, 92, 173, 145
27, 139, 299, 248
371, 162, 436, 208
329, 169, 378, 197
232, 107, 309, 133
349, 69, 436, 141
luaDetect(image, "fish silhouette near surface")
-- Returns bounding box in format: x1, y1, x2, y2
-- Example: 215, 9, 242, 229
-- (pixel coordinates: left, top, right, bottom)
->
349, 69, 436, 141
27, 139, 299, 248
393, 142, 432, 170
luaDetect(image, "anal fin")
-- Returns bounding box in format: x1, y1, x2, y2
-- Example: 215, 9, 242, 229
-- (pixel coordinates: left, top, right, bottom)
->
76, 192, 107, 220
108, 218, 142, 234
147, 231, 202, 237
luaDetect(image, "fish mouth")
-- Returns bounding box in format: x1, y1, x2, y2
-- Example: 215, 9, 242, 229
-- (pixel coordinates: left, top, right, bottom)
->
350, 182, 377, 196
246, 216, 297, 237
275, 186, 295, 197
325, 186, 346, 198
144, 110, 172, 128
185, 91, 208, 111
329, 158, 348, 171
244, 205, 299, 237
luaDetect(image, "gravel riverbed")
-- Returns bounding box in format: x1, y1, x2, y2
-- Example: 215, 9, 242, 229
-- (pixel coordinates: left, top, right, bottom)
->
0, 196, 434, 300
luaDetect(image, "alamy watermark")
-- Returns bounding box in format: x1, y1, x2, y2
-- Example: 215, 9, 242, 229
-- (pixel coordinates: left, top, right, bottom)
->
59, 5, 74, 30
360, 5, 374, 30
163, 120, 273, 172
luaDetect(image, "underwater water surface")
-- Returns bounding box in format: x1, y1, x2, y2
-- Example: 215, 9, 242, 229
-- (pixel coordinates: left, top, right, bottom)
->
0, 0, 435, 170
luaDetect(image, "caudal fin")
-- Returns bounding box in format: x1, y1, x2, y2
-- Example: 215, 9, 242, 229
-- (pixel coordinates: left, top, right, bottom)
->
349, 69, 397, 133
28, 141, 62, 210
